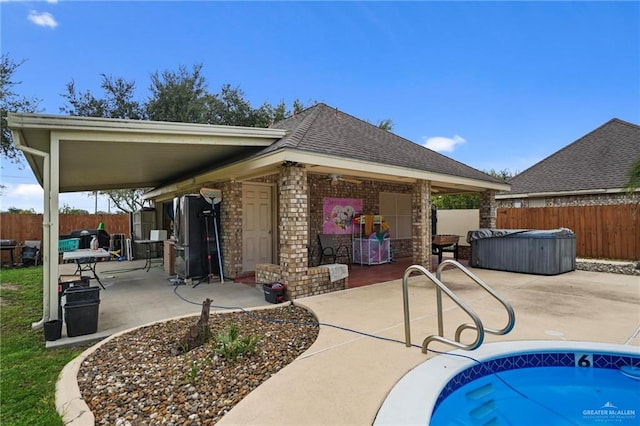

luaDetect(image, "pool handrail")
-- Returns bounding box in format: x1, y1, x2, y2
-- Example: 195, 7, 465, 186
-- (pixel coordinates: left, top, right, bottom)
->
436, 259, 516, 342
402, 264, 484, 354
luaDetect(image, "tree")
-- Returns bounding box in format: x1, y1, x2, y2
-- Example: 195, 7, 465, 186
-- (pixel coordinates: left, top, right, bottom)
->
59, 204, 89, 214
60, 74, 145, 119
432, 169, 516, 209
1, 54, 41, 164
432, 193, 479, 210
6, 207, 36, 214
206, 83, 257, 126
97, 188, 150, 212
625, 157, 640, 195
377, 119, 394, 131
59, 64, 311, 211
146, 64, 210, 123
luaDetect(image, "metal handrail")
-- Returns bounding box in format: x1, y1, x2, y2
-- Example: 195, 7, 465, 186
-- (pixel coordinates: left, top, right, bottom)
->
403, 265, 484, 354
436, 259, 516, 342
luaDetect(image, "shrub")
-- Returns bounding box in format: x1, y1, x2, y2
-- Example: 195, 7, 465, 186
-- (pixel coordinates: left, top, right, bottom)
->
212, 324, 260, 362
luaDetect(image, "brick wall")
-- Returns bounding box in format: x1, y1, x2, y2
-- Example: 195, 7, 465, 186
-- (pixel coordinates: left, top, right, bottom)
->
256, 263, 346, 299
412, 180, 431, 269
220, 181, 243, 278
307, 173, 414, 265
278, 163, 310, 298
479, 190, 497, 228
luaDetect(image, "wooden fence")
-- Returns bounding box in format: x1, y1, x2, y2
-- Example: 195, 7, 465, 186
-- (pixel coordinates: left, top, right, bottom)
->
0, 213, 130, 244
496, 205, 640, 261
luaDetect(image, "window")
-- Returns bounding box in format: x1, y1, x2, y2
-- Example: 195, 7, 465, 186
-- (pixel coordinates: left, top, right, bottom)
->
379, 192, 412, 239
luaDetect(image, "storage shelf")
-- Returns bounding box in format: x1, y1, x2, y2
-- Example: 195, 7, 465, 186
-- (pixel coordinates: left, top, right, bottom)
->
352, 215, 390, 265
352, 238, 390, 265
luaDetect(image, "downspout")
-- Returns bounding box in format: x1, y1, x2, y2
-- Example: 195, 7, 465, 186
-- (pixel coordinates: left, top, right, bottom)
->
11, 130, 51, 330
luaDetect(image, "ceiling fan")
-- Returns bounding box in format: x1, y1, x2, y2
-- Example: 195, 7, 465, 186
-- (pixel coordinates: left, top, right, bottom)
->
328, 174, 362, 186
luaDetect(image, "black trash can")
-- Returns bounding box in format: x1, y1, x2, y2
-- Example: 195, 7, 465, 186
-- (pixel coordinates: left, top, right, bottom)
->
58, 276, 90, 319
44, 319, 62, 341
64, 300, 100, 337
263, 282, 287, 304
64, 286, 100, 303
63, 283, 100, 337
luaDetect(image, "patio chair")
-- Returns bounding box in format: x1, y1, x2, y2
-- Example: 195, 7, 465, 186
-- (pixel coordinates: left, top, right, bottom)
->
318, 234, 350, 265
21, 240, 41, 267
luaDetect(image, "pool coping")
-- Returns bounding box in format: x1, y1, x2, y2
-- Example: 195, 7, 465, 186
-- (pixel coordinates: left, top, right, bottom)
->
373, 340, 640, 425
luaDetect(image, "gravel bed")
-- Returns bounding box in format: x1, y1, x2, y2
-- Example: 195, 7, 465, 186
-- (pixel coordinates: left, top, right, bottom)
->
78, 304, 319, 425
576, 260, 640, 276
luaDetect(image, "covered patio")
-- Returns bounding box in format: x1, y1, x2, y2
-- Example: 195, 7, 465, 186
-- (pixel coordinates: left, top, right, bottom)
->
9, 105, 508, 342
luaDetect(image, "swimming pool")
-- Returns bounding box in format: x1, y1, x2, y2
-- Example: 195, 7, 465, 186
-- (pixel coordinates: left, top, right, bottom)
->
374, 341, 640, 425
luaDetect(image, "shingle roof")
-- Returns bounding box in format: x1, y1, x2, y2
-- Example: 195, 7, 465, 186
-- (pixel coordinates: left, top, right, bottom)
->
505, 118, 640, 195
265, 103, 502, 184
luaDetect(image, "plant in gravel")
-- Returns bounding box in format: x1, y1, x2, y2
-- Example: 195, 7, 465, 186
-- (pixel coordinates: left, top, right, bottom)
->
212, 324, 261, 362
184, 360, 199, 384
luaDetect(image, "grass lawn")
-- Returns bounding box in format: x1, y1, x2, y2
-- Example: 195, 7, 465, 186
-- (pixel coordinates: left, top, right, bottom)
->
1, 267, 86, 425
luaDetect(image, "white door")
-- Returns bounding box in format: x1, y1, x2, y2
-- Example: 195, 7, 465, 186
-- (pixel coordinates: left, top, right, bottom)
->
243, 184, 273, 271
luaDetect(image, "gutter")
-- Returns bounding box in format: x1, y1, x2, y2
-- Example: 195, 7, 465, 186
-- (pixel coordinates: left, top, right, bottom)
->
11, 130, 51, 330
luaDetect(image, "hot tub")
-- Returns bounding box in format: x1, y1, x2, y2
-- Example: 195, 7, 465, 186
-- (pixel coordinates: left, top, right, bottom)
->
467, 228, 576, 275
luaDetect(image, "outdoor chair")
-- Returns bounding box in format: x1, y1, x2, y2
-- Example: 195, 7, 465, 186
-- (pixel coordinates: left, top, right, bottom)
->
21, 240, 41, 267
318, 234, 351, 265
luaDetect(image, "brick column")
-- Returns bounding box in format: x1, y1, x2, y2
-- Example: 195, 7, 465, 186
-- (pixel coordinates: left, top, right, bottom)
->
220, 181, 243, 278
278, 163, 309, 298
412, 179, 432, 270
479, 190, 497, 229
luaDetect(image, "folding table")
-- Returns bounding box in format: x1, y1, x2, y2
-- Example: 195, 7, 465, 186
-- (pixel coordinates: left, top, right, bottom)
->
63, 248, 111, 289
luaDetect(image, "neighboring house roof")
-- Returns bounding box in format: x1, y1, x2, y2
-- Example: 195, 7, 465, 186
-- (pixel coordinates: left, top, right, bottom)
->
267, 103, 503, 185
498, 118, 640, 198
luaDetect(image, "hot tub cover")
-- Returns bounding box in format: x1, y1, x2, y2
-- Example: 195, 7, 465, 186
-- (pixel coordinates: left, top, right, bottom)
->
467, 228, 574, 243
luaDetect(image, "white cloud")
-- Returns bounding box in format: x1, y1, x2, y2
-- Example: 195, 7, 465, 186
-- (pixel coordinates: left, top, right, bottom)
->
6, 183, 43, 198
46, 0, 58, 3
0, 184, 43, 212
28, 10, 58, 28
1, 185, 112, 213
422, 134, 466, 153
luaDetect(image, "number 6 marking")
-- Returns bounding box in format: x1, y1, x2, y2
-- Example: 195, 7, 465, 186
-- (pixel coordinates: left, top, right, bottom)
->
576, 353, 592, 368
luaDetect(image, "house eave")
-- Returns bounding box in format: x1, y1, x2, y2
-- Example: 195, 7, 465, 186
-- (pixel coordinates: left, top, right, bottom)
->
146, 148, 510, 202
7, 112, 287, 140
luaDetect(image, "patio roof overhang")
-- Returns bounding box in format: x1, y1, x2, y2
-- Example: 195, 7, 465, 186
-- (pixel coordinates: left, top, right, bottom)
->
7, 113, 287, 192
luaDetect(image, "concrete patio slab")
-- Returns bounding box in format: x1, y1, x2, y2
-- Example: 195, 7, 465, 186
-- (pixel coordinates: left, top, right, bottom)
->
217, 268, 639, 425
49, 259, 269, 348
55, 263, 639, 425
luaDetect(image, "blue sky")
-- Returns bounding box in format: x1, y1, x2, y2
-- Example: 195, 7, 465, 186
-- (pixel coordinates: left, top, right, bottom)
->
1, 0, 639, 213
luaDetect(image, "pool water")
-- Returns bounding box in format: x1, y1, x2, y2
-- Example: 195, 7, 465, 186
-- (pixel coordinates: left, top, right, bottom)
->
431, 366, 640, 425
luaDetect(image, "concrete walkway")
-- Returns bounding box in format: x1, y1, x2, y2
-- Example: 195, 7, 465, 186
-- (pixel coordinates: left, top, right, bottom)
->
57, 266, 640, 425
217, 268, 640, 425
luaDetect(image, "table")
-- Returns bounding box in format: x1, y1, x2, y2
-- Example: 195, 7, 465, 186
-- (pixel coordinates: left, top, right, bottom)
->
432, 241, 459, 264
63, 248, 111, 289
134, 240, 164, 272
